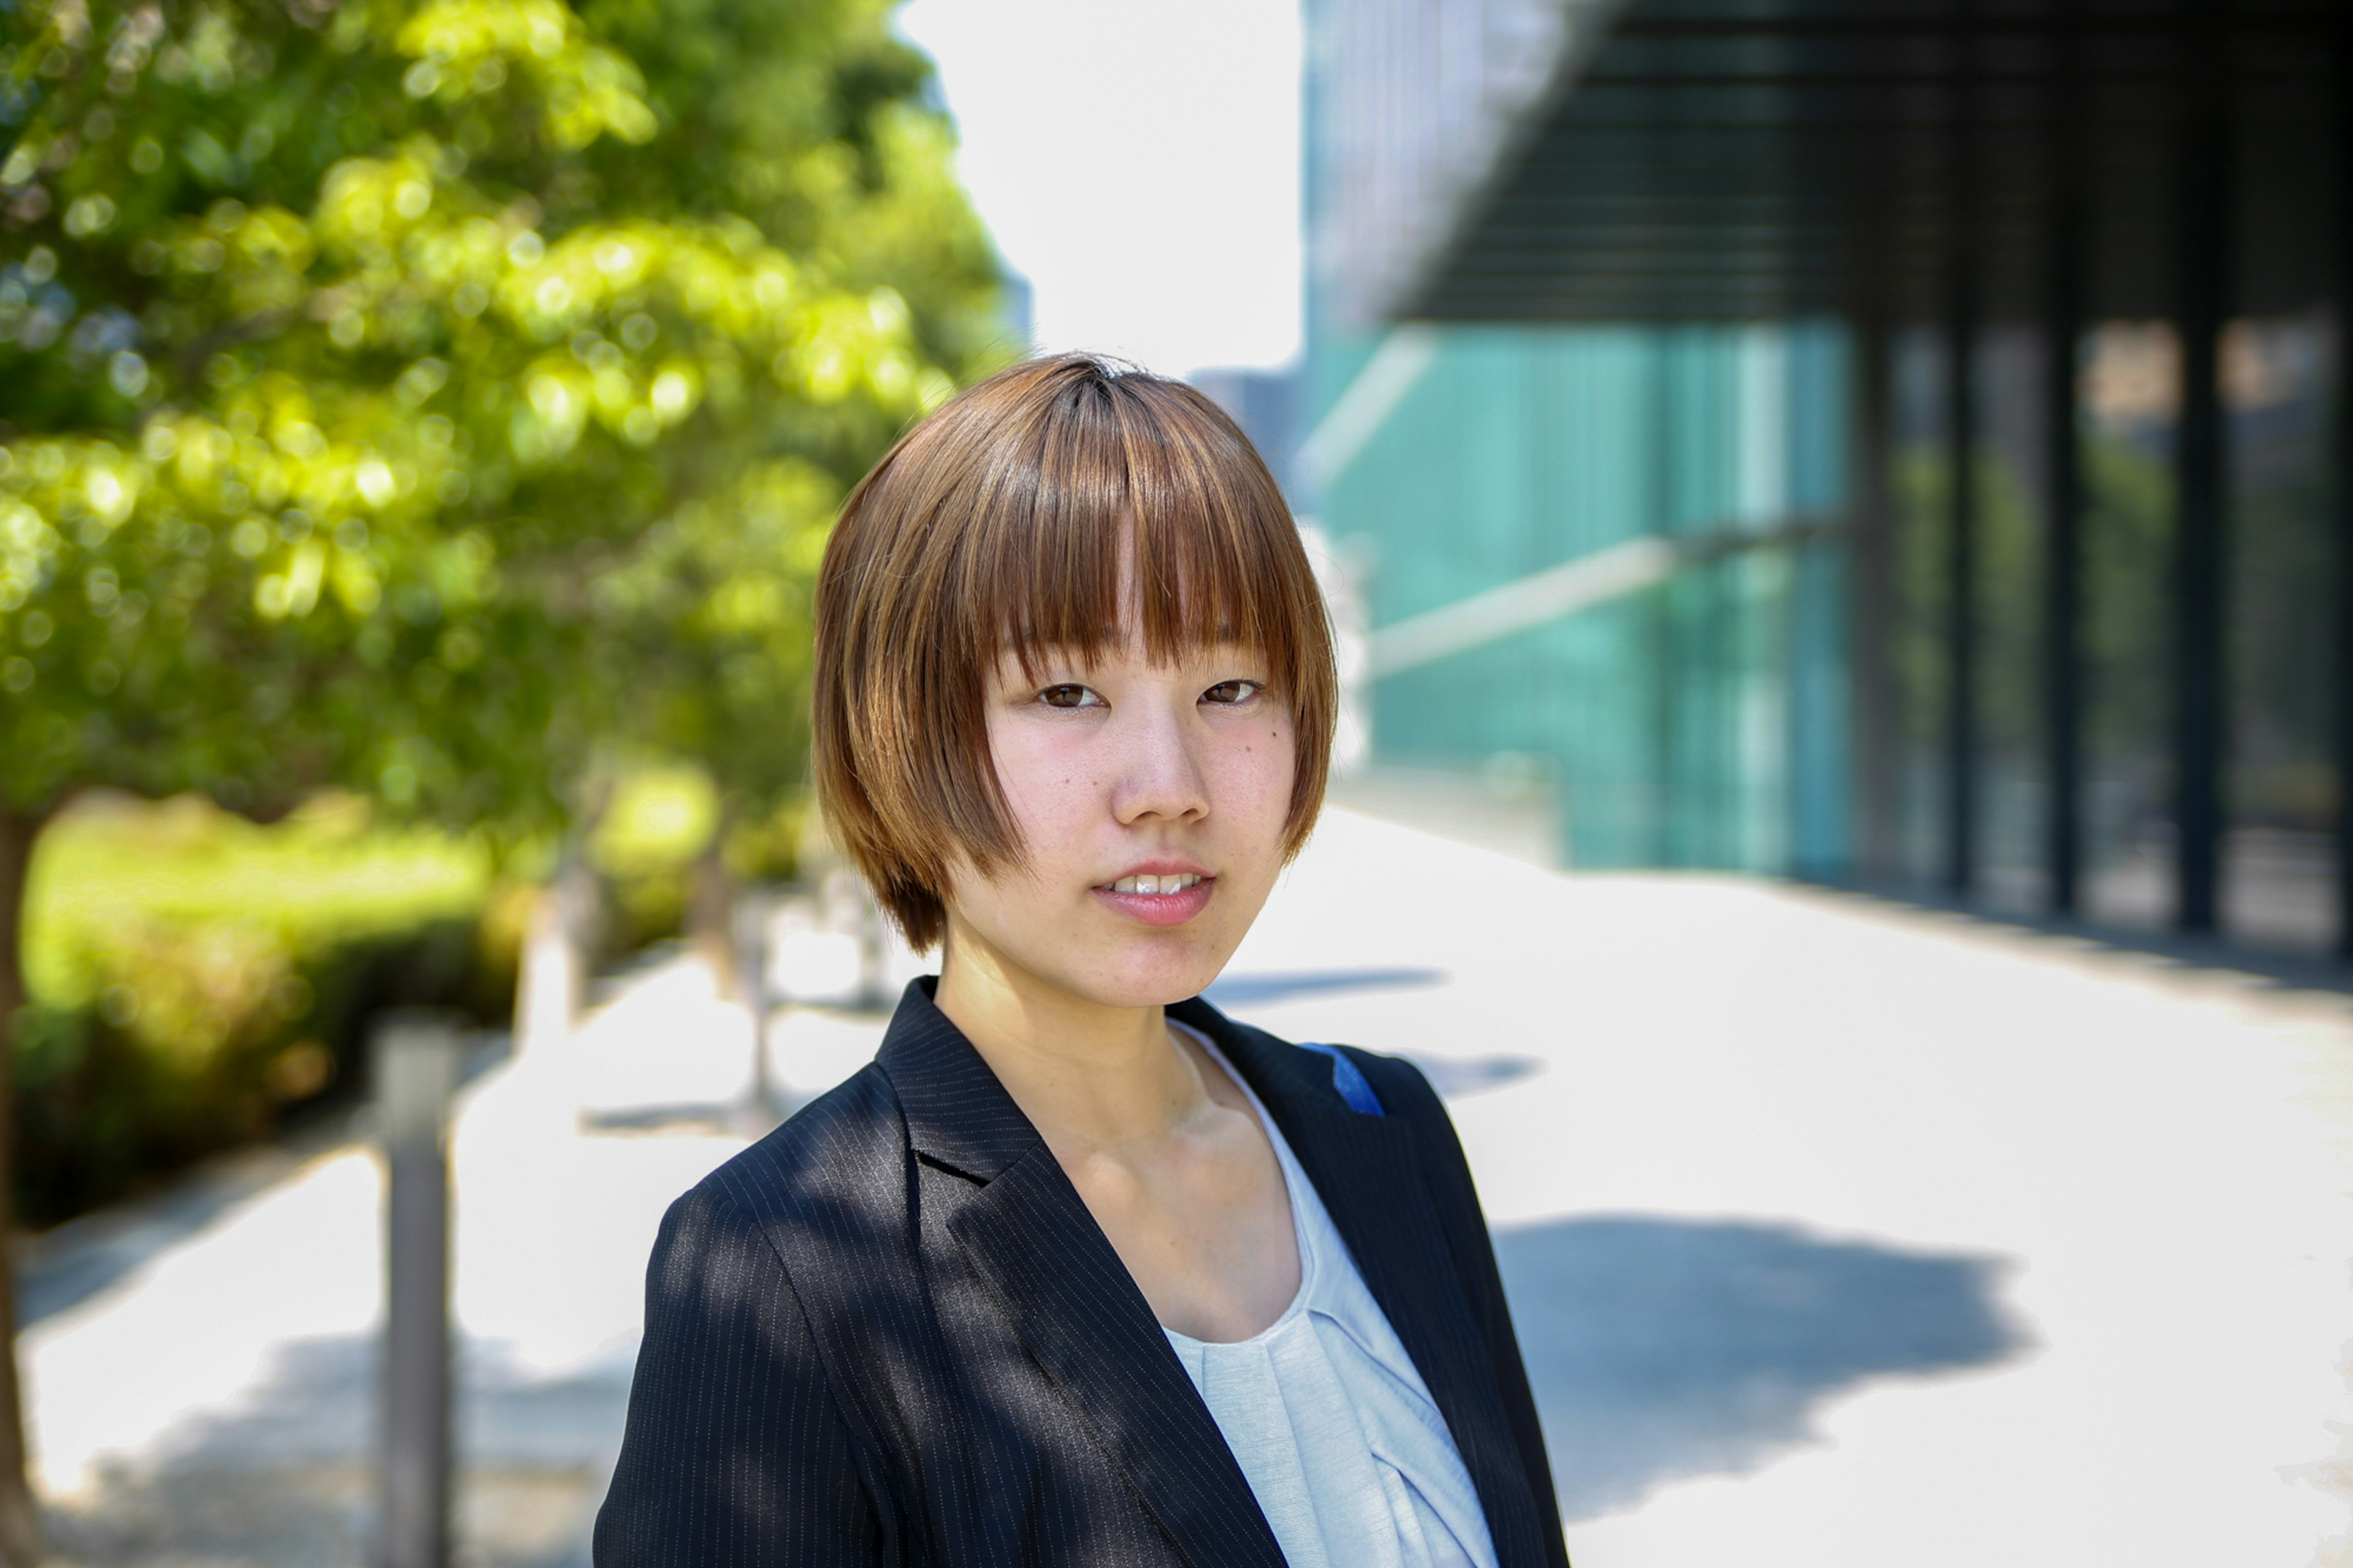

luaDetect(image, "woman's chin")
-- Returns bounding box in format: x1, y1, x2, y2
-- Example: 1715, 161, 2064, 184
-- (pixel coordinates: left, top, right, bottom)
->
1055, 933, 1236, 1010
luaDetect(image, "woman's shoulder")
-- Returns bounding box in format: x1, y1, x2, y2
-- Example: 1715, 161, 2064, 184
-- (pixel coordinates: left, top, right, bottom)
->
667, 1061, 911, 1249
1175, 999, 1446, 1127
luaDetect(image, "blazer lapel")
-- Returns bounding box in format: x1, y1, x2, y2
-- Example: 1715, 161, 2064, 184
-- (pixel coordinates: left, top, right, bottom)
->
877, 982, 1286, 1568
1174, 999, 1550, 1568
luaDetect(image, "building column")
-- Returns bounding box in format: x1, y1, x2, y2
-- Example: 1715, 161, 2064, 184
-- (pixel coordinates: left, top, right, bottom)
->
2336, 11, 2353, 959
1944, 37, 1981, 898
2044, 6, 2088, 916
2172, 0, 2230, 935
1852, 316, 1897, 883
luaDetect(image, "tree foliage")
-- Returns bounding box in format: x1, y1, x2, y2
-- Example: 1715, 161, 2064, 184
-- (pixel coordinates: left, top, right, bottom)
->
0, 0, 1006, 828
0, 0, 1002, 1548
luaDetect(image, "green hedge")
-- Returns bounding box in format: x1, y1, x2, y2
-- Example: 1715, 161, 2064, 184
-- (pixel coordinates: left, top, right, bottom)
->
16, 794, 522, 1228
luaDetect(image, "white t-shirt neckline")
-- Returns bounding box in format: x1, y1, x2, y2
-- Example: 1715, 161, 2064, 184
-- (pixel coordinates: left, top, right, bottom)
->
1154, 1019, 1499, 1568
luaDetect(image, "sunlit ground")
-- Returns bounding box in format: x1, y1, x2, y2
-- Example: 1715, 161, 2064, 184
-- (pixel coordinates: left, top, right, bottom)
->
23, 806, 2353, 1566
1235, 811, 2353, 1566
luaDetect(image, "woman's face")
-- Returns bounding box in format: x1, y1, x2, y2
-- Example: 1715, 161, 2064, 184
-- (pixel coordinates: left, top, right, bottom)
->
942, 635, 1298, 1010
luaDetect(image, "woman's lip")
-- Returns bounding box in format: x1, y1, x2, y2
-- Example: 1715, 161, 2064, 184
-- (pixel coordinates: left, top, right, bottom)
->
1090, 877, 1216, 928
1102, 860, 1212, 880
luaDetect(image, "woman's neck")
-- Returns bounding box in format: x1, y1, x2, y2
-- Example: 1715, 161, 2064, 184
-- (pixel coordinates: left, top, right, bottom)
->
932, 923, 1211, 1159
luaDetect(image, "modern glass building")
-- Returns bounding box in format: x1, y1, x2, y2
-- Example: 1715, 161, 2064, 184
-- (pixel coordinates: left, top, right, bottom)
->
1303, 0, 2346, 955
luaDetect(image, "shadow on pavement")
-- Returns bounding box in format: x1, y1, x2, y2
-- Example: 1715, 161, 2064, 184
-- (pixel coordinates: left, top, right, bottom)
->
1205, 966, 1448, 1006
49, 1217, 2025, 1555
1403, 1053, 1544, 1097
20, 1129, 347, 1331
44, 1333, 631, 1568
1495, 1215, 2027, 1521
22, 1037, 506, 1333
577, 1102, 745, 1136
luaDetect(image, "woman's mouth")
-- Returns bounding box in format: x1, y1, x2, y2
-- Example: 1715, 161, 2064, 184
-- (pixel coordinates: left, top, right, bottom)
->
1107, 873, 1200, 895
1091, 872, 1215, 926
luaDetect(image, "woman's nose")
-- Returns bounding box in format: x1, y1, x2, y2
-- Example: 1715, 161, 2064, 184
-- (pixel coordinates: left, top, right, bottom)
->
1111, 697, 1211, 824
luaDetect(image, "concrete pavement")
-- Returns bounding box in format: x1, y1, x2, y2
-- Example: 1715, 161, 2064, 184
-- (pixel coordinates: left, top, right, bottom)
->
1233, 811, 2353, 1566
25, 805, 2353, 1566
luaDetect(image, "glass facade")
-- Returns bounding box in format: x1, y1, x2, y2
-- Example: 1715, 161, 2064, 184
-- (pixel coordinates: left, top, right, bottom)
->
1305, 0, 2346, 958
1313, 324, 1852, 874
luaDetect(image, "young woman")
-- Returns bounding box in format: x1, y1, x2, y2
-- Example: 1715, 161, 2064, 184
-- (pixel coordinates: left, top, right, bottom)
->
595, 355, 1567, 1568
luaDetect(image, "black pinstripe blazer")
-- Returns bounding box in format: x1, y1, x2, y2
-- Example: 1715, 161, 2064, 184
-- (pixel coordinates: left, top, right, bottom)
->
594, 979, 1569, 1568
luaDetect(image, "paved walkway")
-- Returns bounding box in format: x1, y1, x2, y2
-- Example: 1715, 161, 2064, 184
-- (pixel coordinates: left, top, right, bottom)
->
25, 807, 2353, 1566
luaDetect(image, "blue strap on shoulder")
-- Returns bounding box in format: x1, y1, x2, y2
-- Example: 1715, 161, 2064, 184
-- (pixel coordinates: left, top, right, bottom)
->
1297, 1042, 1385, 1116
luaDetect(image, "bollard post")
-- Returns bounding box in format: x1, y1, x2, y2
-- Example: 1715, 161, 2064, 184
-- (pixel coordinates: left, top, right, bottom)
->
732, 887, 777, 1128
373, 1012, 462, 1568
855, 882, 889, 1013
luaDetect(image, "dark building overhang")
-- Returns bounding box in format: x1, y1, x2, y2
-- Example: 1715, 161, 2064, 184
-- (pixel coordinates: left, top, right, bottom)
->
1393, 0, 2345, 325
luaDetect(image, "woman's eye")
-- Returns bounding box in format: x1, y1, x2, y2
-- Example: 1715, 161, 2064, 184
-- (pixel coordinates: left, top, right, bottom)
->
1038, 683, 1102, 710
1202, 680, 1264, 706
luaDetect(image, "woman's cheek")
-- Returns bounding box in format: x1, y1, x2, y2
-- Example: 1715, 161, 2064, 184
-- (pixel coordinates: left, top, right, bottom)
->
1217, 730, 1292, 825
1003, 747, 1098, 847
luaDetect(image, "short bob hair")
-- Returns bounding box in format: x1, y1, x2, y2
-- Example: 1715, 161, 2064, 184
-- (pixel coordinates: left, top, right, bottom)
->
813, 354, 1337, 950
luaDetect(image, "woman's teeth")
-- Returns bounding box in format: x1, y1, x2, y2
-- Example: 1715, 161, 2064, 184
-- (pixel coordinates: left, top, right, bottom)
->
1109, 873, 1202, 895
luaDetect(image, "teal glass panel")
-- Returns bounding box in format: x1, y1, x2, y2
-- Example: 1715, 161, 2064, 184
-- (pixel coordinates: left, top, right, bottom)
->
1314, 321, 1853, 877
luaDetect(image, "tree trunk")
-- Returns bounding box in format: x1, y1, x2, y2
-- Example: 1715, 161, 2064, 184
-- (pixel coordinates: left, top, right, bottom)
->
0, 807, 46, 1566
513, 787, 611, 1058
688, 808, 735, 1001
512, 884, 580, 1056
514, 857, 600, 1057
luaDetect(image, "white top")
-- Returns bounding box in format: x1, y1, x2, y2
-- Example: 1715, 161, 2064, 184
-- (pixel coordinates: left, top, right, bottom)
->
1162, 1023, 1499, 1568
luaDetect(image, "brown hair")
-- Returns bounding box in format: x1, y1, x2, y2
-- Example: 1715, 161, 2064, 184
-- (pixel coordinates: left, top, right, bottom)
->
813, 354, 1336, 950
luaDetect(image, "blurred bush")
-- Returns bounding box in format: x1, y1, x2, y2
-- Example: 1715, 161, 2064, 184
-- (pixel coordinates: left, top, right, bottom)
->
721, 794, 809, 887
585, 762, 807, 956
15, 791, 517, 1226
588, 762, 713, 953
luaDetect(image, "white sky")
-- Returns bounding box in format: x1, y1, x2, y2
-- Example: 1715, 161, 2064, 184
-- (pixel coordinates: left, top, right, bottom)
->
895, 0, 1303, 379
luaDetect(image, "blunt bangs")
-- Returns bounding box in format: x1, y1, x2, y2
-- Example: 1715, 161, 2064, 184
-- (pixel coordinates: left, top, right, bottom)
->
813, 354, 1337, 950
966, 369, 1293, 676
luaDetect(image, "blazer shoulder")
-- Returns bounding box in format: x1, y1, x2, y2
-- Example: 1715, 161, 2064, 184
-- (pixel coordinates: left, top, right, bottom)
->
605, 1078, 893, 1566
1181, 1001, 1441, 1124
1324, 1043, 1476, 1181
1341, 1043, 1449, 1123
1228, 1012, 1443, 1115
689, 1061, 908, 1237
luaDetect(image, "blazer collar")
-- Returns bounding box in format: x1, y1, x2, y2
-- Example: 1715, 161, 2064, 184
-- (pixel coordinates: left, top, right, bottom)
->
875, 979, 1287, 1568
874, 980, 1544, 1568
874, 975, 1044, 1181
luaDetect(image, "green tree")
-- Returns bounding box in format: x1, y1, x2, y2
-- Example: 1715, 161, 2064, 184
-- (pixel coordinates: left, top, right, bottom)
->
0, 0, 1004, 1550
